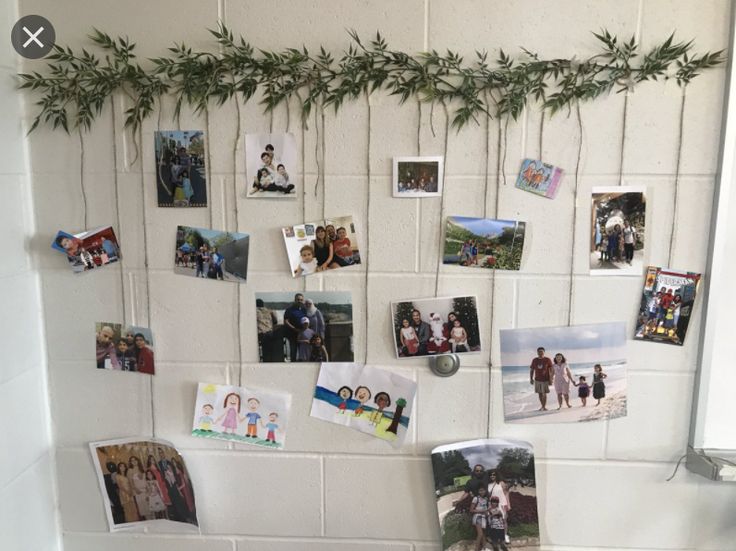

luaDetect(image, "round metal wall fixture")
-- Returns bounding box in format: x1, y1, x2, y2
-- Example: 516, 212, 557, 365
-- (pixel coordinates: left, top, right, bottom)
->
429, 354, 461, 377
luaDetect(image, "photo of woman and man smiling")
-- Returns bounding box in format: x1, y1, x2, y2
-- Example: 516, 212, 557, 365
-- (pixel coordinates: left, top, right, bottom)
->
246, 133, 297, 197
282, 216, 361, 277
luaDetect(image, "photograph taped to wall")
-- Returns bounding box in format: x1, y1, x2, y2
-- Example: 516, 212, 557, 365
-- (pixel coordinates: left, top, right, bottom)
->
392, 156, 443, 197
282, 216, 361, 277
310, 362, 416, 448
89, 437, 198, 532
95, 322, 155, 374
431, 438, 539, 551
256, 291, 354, 363
591, 186, 646, 276
391, 296, 482, 359
443, 216, 526, 270
515, 158, 563, 199
246, 132, 297, 198
155, 130, 207, 207
634, 266, 701, 346
191, 382, 292, 449
500, 322, 627, 423
51, 226, 121, 273
175, 225, 250, 282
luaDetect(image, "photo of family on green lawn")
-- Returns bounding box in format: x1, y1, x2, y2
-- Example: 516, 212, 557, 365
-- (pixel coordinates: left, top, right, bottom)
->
443, 217, 526, 270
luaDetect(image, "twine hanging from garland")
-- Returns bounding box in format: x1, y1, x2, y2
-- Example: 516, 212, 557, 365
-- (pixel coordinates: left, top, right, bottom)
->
669, 90, 687, 268
111, 96, 127, 328
433, 101, 451, 298
567, 101, 584, 326
232, 93, 244, 387
364, 94, 372, 364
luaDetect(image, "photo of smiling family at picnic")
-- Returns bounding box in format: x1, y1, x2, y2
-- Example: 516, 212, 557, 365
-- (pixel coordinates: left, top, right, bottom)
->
246, 132, 297, 197
154, 130, 207, 207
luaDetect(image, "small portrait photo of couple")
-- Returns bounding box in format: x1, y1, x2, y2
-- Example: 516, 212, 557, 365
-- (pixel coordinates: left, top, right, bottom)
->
95, 322, 155, 374
391, 296, 482, 359
282, 216, 361, 277
246, 132, 297, 198
591, 186, 646, 275
52, 226, 121, 274
392, 156, 443, 197
443, 216, 526, 271
515, 158, 563, 199
154, 130, 207, 207
175, 225, 250, 282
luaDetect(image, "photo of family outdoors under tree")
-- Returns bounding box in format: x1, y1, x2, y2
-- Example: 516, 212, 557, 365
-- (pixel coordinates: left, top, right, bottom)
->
443, 217, 526, 270
174, 226, 250, 282
591, 187, 646, 275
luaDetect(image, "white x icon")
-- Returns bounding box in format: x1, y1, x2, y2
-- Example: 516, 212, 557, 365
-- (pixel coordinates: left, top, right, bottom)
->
22, 26, 44, 48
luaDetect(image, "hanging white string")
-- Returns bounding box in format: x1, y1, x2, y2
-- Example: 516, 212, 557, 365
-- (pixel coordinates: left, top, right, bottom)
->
416, 100, 423, 272
295, 92, 307, 293
618, 93, 629, 185
364, 94, 372, 364
538, 109, 545, 160
483, 92, 491, 219
433, 101, 450, 297
78, 127, 88, 229
668, 91, 687, 268
321, 108, 326, 220
111, 97, 126, 327
313, 103, 321, 200
285, 98, 291, 134
484, 99, 497, 438
269, 108, 274, 134
204, 105, 213, 228
233, 94, 244, 387
501, 115, 510, 186
567, 101, 584, 326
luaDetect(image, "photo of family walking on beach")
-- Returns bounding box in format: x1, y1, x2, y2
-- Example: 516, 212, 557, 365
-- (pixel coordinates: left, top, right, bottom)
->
500, 322, 628, 424
591, 186, 646, 275
392, 296, 481, 359
515, 158, 563, 199
282, 216, 361, 277
393, 156, 444, 197
90, 438, 198, 531
154, 130, 207, 207
432, 438, 539, 551
246, 133, 297, 198
443, 217, 526, 270
255, 292, 354, 363
95, 322, 155, 374
175, 225, 250, 282
634, 266, 701, 346
52, 226, 121, 273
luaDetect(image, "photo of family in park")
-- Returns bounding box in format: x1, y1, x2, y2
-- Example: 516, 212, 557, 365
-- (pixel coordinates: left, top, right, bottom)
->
393, 156, 444, 197
310, 362, 416, 447
175, 225, 250, 282
432, 438, 539, 551
255, 291, 354, 363
443, 217, 526, 270
154, 130, 207, 207
500, 322, 628, 424
634, 266, 701, 346
95, 322, 155, 374
246, 132, 297, 198
282, 216, 361, 277
590, 186, 646, 275
90, 438, 198, 531
52, 226, 121, 273
515, 158, 563, 199
392, 296, 481, 359
191, 382, 291, 449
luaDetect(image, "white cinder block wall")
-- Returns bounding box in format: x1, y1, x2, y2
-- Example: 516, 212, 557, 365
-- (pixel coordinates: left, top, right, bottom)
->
18, 0, 736, 550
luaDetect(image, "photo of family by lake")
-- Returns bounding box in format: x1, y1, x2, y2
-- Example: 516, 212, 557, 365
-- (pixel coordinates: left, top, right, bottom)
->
443, 217, 526, 270
52, 226, 121, 273
282, 216, 361, 277
392, 296, 481, 359
514, 158, 563, 199
246, 132, 297, 198
154, 130, 207, 207
634, 266, 701, 346
95, 322, 155, 374
191, 382, 291, 450
591, 186, 646, 275
500, 322, 628, 424
310, 362, 416, 448
255, 291, 354, 363
175, 225, 250, 282
90, 438, 198, 531
432, 438, 539, 551
393, 156, 444, 197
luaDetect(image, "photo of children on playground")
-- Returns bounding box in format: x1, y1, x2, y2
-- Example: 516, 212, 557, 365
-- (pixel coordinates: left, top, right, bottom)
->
175, 225, 250, 282
154, 130, 207, 207
282, 216, 361, 277
392, 156, 443, 197
443, 216, 526, 270
432, 438, 539, 551
246, 132, 297, 198
191, 382, 291, 450
514, 158, 563, 199
52, 226, 121, 273
90, 438, 198, 531
95, 322, 155, 374
391, 296, 482, 359
634, 266, 701, 346
310, 362, 416, 448
591, 186, 646, 275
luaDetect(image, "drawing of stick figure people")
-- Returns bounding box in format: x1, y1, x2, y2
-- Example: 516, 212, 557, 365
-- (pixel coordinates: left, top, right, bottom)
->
369, 391, 391, 426
336, 386, 352, 414
215, 393, 245, 435
261, 412, 280, 444
244, 397, 262, 439
353, 386, 371, 417
198, 404, 215, 432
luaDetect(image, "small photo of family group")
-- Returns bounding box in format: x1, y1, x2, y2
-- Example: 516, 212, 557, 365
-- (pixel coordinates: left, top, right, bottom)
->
90, 438, 198, 531
635, 266, 701, 346
515, 158, 563, 199
191, 382, 291, 449
500, 322, 628, 424
310, 362, 416, 447
392, 156, 443, 197
391, 296, 482, 359
52, 226, 121, 273
154, 130, 207, 207
175, 225, 250, 282
591, 186, 646, 275
431, 438, 539, 551
95, 322, 155, 374
282, 216, 361, 277
246, 132, 297, 198
443, 216, 526, 270
256, 291, 354, 363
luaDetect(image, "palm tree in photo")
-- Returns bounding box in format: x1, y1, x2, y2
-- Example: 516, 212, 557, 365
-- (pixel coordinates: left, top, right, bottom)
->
386, 397, 407, 434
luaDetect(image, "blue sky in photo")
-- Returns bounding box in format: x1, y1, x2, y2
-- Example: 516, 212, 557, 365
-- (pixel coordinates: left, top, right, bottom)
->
449, 216, 518, 237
